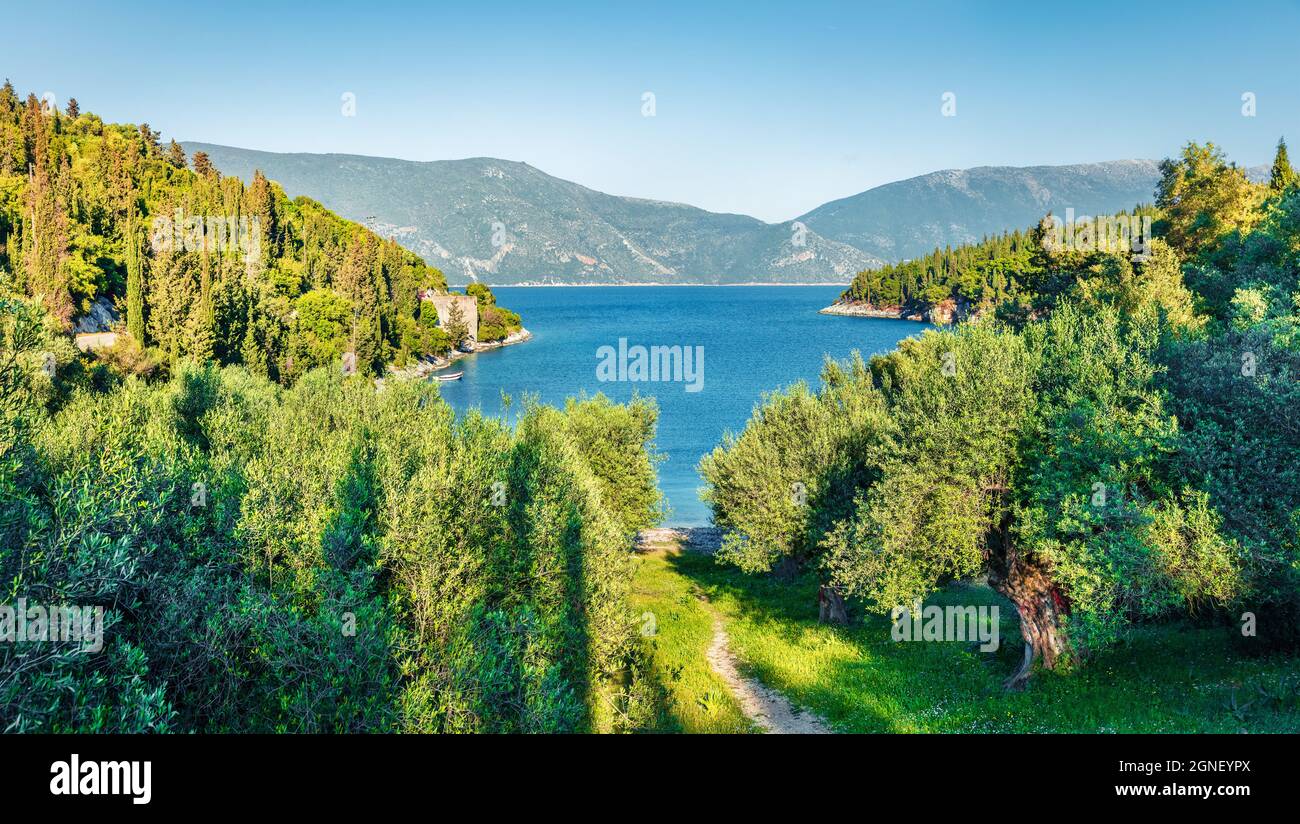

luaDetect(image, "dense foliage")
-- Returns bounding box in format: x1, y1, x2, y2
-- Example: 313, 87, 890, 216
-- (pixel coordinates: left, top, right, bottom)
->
0, 286, 663, 730
842, 228, 1040, 311
0, 88, 659, 735
704, 140, 1300, 684
840, 208, 1171, 322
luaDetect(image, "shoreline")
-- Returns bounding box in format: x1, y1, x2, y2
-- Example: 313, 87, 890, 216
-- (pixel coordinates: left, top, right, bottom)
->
635, 527, 722, 553
817, 302, 929, 322
385, 327, 533, 380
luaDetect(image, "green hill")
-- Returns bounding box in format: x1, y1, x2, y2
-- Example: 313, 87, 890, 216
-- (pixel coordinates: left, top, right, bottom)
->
0, 83, 511, 381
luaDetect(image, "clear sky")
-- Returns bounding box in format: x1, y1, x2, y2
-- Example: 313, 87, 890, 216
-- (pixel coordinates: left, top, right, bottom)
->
6, 0, 1299, 221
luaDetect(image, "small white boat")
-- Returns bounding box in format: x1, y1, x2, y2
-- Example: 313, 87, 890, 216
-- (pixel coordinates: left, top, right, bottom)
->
432, 371, 464, 382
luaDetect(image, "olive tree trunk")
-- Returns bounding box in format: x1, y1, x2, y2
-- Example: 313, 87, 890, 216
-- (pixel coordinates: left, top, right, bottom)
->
988, 550, 1070, 689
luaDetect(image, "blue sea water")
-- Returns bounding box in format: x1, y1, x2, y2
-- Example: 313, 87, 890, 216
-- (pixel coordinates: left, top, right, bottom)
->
434, 286, 927, 526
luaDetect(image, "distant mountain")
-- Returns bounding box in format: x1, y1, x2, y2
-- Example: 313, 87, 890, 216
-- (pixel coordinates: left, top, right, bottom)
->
182, 143, 880, 284
182, 144, 1268, 284
797, 160, 1165, 262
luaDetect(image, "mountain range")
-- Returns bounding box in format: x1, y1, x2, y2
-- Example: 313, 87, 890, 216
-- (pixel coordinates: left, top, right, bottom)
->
798, 160, 1162, 262
182, 143, 1236, 285
183, 143, 878, 284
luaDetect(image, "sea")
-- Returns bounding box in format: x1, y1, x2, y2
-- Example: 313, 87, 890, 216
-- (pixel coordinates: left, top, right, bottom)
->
434, 285, 927, 526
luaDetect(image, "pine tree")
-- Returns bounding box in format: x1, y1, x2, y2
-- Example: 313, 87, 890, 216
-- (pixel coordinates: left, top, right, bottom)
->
138, 123, 161, 158
446, 301, 469, 348
1270, 137, 1296, 192
64, 97, 79, 119
125, 208, 145, 342
167, 139, 186, 169
0, 80, 15, 118
22, 94, 49, 172
244, 170, 277, 266
191, 151, 215, 178
147, 252, 195, 364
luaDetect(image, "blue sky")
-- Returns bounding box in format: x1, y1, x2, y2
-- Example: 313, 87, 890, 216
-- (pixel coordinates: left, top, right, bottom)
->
6, 0, 1299, 221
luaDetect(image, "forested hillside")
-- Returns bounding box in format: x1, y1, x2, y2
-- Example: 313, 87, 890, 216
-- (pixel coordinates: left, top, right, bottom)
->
0, 84, 522, 381
0, 88, 654, 734
704, 139, 1300, 686
835, 144, 1279, 324
840, 226, 1040, 312
836, 206, 1174, 322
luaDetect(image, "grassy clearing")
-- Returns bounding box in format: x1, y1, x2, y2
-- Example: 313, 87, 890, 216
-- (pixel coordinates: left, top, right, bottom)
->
629, 548, 756, 733
634, 546, 1300, 733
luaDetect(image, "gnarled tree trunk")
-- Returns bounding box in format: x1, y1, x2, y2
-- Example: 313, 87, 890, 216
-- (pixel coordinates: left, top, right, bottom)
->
987, 526, 1070, 689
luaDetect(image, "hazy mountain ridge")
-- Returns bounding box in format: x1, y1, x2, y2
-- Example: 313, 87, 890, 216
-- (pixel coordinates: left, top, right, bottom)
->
797, 160, 1165, 262
798, 161, 1272, 263
184, 143, 880, 284
184, 143, 1267, 284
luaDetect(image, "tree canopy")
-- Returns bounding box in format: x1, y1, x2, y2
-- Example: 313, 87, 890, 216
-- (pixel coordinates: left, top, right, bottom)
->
705, 141, 1299, 685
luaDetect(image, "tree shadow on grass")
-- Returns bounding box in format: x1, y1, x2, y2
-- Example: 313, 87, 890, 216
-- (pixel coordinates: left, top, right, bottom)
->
656, 550, 974, 732
660, 549, 1300, 732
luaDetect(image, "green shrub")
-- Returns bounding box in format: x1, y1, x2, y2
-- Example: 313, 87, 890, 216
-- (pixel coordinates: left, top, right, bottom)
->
0, 343, 662, 732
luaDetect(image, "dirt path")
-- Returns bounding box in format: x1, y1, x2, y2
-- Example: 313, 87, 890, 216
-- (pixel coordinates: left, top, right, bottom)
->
637, 526, 831, 734
704, 615, 831, 734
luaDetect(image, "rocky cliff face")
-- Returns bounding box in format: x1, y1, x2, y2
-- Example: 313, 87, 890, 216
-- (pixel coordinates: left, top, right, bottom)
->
819, 296, 977, 325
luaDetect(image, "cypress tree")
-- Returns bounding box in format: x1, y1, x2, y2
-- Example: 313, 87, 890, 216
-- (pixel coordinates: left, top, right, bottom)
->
1270, 137, 1296, 192
125, 207, 145, 342
193, 233, 215, 361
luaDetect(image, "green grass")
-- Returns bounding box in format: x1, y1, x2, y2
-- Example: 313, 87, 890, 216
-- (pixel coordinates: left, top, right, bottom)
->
634, 546, 1300, 733
630, 548, 756, 733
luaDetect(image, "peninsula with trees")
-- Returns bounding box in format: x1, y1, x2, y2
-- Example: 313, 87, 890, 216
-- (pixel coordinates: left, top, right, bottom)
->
0, 81, 524, 385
